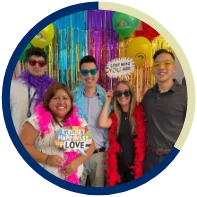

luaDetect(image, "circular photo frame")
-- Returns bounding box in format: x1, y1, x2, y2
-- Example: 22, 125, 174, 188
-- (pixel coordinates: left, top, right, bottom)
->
2, 1, 196, 196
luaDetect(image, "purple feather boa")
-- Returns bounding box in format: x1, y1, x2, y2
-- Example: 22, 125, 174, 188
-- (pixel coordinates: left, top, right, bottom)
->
18, 71, 56, 106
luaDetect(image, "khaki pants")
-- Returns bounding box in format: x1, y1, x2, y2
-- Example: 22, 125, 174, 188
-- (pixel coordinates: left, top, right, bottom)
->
81, 152, 105, 187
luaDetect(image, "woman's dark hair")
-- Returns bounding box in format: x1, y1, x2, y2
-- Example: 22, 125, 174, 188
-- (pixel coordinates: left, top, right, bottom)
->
25, 47, 47, 62
153, 49, 175, 61
42, 82, 74, 119
79, 55, 97, 70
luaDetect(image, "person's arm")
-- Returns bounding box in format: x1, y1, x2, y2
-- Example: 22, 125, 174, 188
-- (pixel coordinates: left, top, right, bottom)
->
182, 77, 186, 86
20, 122, 47, 163
61, 140, 96, 176
20, 122, 64, 167
141, 89, 149, 108
98, 90, 113, 128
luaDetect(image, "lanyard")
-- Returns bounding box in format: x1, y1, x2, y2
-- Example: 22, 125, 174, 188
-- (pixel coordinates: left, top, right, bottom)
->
27, 85, 37, 118
53, 117, 63, 128
57, 122, 63, 128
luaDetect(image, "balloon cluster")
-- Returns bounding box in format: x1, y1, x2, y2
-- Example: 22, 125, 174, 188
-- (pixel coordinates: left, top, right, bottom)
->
113, 12, 173, 101
112, 11, 160, 68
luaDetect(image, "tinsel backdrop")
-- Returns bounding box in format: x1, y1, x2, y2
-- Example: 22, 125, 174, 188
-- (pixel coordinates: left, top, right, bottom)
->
13, 10, 175, 102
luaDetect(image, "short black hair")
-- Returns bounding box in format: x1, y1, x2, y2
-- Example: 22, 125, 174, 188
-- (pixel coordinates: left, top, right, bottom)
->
153, 49, 175, 61
25, 47, 47, 62
79, 55, 97, 70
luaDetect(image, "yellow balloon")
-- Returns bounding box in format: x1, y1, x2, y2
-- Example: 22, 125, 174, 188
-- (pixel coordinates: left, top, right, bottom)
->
127, 36, 152, 67
30, 23, 55, 48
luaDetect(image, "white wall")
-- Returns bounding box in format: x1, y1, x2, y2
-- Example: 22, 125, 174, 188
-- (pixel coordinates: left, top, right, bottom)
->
174, 57, 184, 84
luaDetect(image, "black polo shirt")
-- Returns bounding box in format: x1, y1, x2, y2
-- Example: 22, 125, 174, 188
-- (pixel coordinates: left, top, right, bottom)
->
142, 79, 187, 149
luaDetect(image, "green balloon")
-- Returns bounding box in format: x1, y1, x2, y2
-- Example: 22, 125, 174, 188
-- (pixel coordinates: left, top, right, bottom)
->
19, 43, 32, 61
112, 12, 139, 37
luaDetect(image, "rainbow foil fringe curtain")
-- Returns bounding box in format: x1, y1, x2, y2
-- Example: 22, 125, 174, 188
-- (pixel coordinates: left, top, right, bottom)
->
13, 10, 174, 102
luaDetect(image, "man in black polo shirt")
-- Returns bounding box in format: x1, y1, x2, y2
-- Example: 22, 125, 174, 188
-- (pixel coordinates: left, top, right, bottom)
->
142, 49, 187, 173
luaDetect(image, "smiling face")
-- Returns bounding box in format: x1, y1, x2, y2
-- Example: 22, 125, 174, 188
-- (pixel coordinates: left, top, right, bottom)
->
116, 83, 131, 111
79, 62, 99, 89
152, 53, 176, 83
48, 89, 72, 122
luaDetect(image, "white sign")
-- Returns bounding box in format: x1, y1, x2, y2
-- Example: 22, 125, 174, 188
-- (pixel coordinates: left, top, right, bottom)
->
106, 57, 135, 78
55, 126, 92, 156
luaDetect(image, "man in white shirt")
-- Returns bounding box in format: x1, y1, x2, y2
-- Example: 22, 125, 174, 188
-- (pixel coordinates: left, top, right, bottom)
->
10, 47, 55, 135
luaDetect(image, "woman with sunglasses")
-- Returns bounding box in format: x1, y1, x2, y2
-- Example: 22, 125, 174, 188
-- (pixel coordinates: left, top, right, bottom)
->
99, 81, 146, 186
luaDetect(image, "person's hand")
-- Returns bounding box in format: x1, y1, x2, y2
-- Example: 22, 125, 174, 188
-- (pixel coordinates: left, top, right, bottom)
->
46, 155, 64, 167
105, 90, 113, 104
60, 160, 79, 177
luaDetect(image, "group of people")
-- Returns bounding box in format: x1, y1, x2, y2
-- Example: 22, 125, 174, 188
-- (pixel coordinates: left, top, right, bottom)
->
10, 47, 187, 187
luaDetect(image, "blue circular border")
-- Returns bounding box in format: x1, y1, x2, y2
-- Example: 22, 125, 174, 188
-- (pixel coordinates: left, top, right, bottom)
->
2, 2, 180, 195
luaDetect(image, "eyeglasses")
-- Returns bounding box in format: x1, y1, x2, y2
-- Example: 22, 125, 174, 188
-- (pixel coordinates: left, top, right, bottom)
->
152, 61, 174, 70
28, 60, 46, 67
115, 90, 131, 98
80, 68, 97, 76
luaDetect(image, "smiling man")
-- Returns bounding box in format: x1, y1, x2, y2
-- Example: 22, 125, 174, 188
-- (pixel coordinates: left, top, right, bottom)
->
73, 55, 111, 187
142, 49, 187, 173
10, 47, 55, 135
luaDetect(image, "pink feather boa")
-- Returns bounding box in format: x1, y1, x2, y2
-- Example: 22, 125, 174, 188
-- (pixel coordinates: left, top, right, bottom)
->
34, 104, 82, 185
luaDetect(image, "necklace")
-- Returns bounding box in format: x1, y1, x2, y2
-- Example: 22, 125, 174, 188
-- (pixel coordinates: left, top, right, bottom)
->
122, 112, 128, 120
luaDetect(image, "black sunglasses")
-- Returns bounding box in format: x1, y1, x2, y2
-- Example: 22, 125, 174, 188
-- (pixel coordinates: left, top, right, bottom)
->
115, 90, 131, 98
